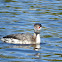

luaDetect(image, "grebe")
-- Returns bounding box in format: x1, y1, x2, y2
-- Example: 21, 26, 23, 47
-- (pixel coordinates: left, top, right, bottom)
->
1, 23, 42, 44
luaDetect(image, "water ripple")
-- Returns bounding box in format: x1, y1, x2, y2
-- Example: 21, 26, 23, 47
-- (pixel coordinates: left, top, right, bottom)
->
0, 0, 62, 62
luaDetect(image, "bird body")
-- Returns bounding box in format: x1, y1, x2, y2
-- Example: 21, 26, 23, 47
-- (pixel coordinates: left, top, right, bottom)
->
1, 23, 42, 44
1, 33, 36, 44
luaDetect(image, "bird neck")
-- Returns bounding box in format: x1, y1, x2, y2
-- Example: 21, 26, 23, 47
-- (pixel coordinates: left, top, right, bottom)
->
34, 33, 40, 44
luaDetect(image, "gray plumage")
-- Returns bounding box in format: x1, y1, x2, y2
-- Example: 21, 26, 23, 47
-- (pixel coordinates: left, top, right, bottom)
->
3, 33, 33, 41
1, 23, 42, 44
1, 33, 36, 44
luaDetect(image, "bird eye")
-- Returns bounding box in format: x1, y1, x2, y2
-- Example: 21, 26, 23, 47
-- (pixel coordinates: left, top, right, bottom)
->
39, 27, 40, 28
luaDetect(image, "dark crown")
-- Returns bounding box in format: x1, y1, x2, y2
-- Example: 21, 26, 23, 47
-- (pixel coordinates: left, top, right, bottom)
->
34, 23, 42, 27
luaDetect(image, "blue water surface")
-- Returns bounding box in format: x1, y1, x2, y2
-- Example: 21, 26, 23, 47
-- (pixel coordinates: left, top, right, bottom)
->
0, 0, 62, 62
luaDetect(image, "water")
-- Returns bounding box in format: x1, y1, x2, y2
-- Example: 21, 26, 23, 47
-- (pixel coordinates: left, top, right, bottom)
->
0, 0, 62, 62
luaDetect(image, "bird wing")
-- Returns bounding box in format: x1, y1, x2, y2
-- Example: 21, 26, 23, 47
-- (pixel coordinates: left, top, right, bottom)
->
3, 33, 33, 41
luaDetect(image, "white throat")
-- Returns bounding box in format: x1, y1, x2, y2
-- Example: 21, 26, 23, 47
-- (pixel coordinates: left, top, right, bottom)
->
36, 34, 40, 44
34, 33, 40, 44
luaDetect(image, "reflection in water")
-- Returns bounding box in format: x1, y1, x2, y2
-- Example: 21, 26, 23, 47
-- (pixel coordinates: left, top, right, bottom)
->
33, 44, 41, 59
9, 44, 41, 59
34, 44, 40, 51
0, 0, 62, 61
5, 0, 12, 2
10, 44, 40, 51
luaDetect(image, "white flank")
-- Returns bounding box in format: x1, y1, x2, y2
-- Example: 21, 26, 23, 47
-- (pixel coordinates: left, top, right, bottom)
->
1, 38, 32, 44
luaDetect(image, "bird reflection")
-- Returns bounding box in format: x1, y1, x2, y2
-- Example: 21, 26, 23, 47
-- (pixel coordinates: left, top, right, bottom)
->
8, 44, 41, 59
33, 44, 41, 59
34, 44, 40, 51
10, 44, 40, 51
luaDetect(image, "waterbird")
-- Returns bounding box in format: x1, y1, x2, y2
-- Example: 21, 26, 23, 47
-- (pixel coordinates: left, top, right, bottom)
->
1, 23, 42, 44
